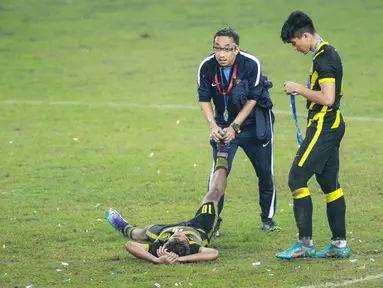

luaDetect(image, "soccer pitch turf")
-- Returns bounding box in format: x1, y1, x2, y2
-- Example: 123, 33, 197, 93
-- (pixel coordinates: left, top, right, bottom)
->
1, 0, 383, 287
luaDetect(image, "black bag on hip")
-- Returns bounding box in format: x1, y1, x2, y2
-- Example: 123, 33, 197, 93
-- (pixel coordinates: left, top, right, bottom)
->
254, 106, 274, 142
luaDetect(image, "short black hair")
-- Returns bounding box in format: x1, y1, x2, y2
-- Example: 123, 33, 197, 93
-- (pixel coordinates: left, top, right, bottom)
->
164, 238, 191, 256
213, 27, 239, 45
281, 11, 316, 43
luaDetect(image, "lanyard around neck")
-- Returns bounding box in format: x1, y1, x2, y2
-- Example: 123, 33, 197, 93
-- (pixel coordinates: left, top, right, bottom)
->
312, 38, 324, 59
214, 64, 238, 96
307, 38, 324, 89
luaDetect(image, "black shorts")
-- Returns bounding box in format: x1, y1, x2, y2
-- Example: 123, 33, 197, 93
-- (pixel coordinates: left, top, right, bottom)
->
294, 119, 345, 174
185, 202, 218, 238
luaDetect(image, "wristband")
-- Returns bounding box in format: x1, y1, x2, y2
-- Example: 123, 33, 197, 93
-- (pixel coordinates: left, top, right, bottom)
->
230, 122, 241, 133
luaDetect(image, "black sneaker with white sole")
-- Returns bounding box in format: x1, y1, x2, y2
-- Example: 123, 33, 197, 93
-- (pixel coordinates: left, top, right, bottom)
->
262, 219, 281, 232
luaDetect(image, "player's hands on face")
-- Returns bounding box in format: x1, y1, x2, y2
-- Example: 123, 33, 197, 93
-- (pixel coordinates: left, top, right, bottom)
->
164, 252, 179, 264
283, 81, 301, 95
157, 252, 179, 264
223, 126, 235, 144
210, 125, 225, 143
157, 246, 169, 257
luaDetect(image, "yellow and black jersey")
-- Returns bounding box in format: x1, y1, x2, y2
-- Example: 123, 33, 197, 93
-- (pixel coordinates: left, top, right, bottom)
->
307, 42, 343, 129
145, 225, 205, 256
144, 202, 218, 256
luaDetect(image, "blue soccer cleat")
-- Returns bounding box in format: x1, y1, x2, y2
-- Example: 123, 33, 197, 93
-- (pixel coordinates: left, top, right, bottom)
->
106, 208, 130, 235
275, 241, 316, 259
316, 242, 351, 258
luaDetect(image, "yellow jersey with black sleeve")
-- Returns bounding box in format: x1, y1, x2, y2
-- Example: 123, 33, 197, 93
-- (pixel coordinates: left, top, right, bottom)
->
307, 42, 344, 130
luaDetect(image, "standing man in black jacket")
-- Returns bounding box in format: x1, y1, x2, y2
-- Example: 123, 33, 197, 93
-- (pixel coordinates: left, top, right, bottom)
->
197, 27, 280, 235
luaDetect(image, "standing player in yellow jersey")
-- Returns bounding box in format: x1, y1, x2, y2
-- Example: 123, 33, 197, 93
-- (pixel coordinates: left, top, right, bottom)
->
276, 11, 350, 259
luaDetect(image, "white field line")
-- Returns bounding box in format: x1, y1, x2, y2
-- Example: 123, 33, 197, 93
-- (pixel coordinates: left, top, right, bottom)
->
1, 100, 382, 122
299, 273, 383, 287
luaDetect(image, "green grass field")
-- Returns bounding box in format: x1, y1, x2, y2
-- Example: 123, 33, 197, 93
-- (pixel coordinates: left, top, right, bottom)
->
1, 0, 383, 287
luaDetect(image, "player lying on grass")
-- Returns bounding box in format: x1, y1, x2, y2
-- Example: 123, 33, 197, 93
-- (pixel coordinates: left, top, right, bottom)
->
106, 143, 230, 264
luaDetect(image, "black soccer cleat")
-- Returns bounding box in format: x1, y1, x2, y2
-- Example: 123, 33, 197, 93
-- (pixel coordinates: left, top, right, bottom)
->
262, 219, 281, 232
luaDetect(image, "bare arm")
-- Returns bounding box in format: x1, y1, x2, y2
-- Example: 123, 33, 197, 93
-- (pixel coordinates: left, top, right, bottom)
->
125, 241, 159, 263
125, 241, 179, 264
295, 81, 335, 106
177, 247, 219, 263
199, 102, 216, 128
199, 102, 224, 142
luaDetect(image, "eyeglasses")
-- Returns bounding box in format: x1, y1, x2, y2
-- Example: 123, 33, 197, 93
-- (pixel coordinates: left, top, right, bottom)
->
213, 46, 236, 53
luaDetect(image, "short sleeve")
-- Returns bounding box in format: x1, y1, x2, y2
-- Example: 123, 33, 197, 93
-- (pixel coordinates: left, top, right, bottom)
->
315, 54, 336, 84
147, 242, 161, 256
189, 242, 202, 254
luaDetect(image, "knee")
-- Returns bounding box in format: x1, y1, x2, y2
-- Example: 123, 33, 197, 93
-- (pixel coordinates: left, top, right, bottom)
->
204, 189, 222, 203
212, 184, 225, 199
255, 165, 272, 183
318, 182, 332, 194
315, 175, 336, 194
204, 182, 225, 202
288, 169, 307, 192
287, 170, 296, 191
